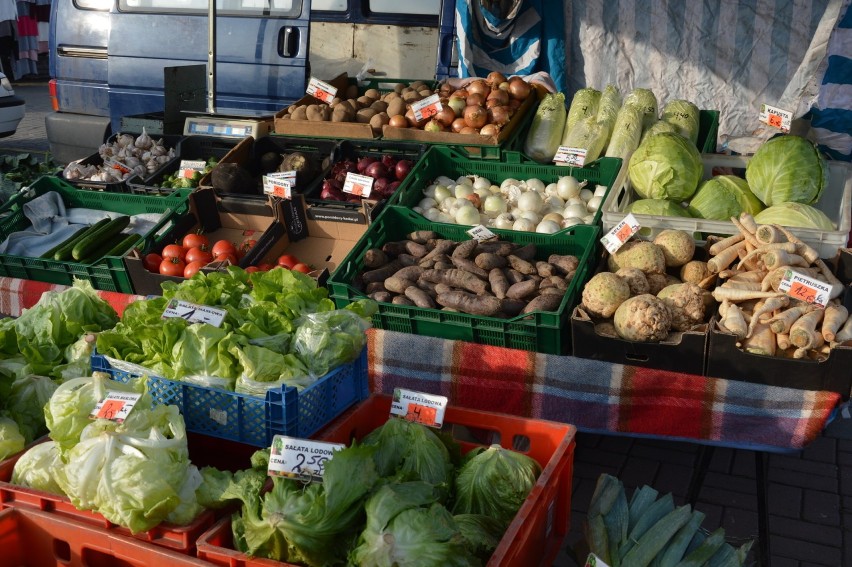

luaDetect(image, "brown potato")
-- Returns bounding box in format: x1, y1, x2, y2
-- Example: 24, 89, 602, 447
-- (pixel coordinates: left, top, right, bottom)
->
355, 108, 378, 123
364, 88, 381, 100
370, 100, 389, 113
386, 98, 406, 117
346, 84, 359, 99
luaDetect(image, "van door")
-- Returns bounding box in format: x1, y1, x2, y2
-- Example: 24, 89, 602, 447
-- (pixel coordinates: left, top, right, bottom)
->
108, 0, 311, 129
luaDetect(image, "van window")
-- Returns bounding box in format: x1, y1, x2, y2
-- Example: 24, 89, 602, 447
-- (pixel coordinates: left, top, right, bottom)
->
312, 0, 346, 11
75, 0, 112, 10
118, 0, 302, 17
368, 0, 438, 15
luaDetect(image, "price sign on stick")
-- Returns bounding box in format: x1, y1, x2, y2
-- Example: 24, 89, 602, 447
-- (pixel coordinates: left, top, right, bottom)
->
779, 270, 831, 308
600, 213, 641, 254
268, 436, 345, 482
390, 388, 448, 428
553, 146, 587, 167
759, 104, 792, 132
263, 171, 296, 199
412, 94, 443, 122
178, 160, 206, 179
342, 172, 374, 198
162, 299, 227, 326
306, 77, 338, 105
90, 391, 143, 423
467, 224, 497, 242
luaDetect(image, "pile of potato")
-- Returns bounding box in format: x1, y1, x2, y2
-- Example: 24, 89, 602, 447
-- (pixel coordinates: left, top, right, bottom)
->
353, 231, 580, 317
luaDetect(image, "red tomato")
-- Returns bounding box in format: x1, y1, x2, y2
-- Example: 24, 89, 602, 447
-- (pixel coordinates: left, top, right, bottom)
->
143, 253, 163, 273
291, 263, 312, 274
277, 254, 300, 269
214, 253, 239, 265
185, 246, 214, 265
241, 239, 258, 253
159, 257, 186, 276
184, 260, 206, 278
182, 233, 209, 250
245, 266, 261, 273
162, 244, 186, 262
212, 240, 238, 258
258, 263, 275, 271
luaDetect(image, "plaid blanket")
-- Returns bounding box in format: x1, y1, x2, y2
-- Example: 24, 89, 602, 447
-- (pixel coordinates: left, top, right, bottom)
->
367, 329, 840, 452
0, 277, 143, 318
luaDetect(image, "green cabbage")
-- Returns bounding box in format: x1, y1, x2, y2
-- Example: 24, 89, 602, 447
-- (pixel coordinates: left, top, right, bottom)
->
454, 514, 504, 560
688, 175, 764, 220
624, 88, 659, 130
745, 135, 828, 206
753, 202, 835, 230
639, 120, 679, 145
522, 92, 566, 163
11, 440, 65, 495
660, 99, 700, 144
605, 104, 644, 160
566, 88, 601, 132
452, 445, 540, 528
629, 199, 693, 218
628, 132, 703, 202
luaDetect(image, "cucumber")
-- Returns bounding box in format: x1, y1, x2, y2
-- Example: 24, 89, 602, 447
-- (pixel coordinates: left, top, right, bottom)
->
41, 225, 90, 259
106, 233, 141, 257
72, 215, 131, 261
53, 218, 110, 261
78, 233, 127, 265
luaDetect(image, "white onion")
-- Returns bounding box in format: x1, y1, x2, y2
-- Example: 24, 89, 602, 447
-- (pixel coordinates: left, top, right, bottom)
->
500, 178, 520, 190
450, 198, 473, 216
594, 184, 608, 197
482, 194, 508, 217
556, 176, 582, 200
455, 205, 480, 225
512, 218, 536, 232
580, 188, 594, 203
494, 212, 515, 229
519, 210, 542, 224
472, 176, 492, 191
586, 195, 603, 212
536, 219, 561, 234
562, 216, 584, 228
413, 206, 424, 214
455, 184, 474, 199
542, 212, 564, 224
567, 197, 585, 206
474, 187, 491, 200
582, 214, 595, 224
436, 175, 454, 186
419, 197, 437, 210
489, 184, 501, 194
504, 184, 523, 205
456, 175, 473, 186
510, 207, 523, 218
563, 203, 587, 218
437, 213, 454, 224
439, 196, 456, 212
525, 178, 546, 193
424, 207, 441, 221
517, 190, 544, 213
479, 213, 491, 225
543, 195, 565, 211
544, 183, 559, 197
423, 183, 437, 198
433, 185, 452, 203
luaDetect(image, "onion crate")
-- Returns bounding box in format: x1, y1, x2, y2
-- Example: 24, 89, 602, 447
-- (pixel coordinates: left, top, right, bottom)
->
90, 347, 369, 447
0, 176, 191, 293
327, 205, 599, 354
196, 394, 576, 567
602, 153, 852, 258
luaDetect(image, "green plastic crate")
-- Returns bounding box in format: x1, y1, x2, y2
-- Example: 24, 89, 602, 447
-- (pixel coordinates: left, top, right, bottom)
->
0, 176, 191, 292
388, 145, 623, 229
327, 205, 599, 354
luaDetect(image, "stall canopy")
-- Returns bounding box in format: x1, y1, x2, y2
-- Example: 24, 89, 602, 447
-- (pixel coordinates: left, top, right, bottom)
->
455, 0, 851, 161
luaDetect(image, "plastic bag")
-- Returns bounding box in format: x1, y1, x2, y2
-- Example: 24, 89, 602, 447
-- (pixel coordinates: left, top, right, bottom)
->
522, 92, 567, 163
561, 116, 608, 163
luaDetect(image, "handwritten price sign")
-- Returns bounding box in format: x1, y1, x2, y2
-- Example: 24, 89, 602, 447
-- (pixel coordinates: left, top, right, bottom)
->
390, 388, 448, 428
268, 436, 346, 482
90, 391, 142, 423
306, 77, 338, 105
412, 94, 442, 122
779, 269, 831, 308
343, 172, 374, 198
553, 146, 588, 167
600, 213, 641, 254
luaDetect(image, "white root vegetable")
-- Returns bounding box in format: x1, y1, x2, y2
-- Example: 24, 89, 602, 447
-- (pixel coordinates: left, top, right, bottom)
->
776, 333, 791, 350
768, 304, 816, 334
754, 224, 783, 245
821, 303, 849, 343
747, 296, 789, 338
707, 241, 747, 274
719, 302, 748, 339
762, 250, 809, 270
739, 212, 758, 235
719, 280, 762, 291
708, 233, 744, 256
712, 288, 784, 303
737, 242, 798, 269
743, 321, 776, 356
789, 308, 825, 350
831, 314, 852, 345
731, 215, 760, 247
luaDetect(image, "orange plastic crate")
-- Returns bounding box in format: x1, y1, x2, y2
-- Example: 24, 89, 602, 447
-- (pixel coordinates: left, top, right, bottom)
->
0, 433, 256, 554
0, 507, 213, 567
196, 394, 576, 567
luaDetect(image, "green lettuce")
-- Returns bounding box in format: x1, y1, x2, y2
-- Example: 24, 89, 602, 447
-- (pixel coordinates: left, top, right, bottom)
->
454, 514, 505, 560
566, 88, 601, 133
605, 104, 645, 160
5, 374, 58, 442
291, 300, 375, 378
628, 198, 693, 218
11, 440, 65, 495
0, 416, 24, 460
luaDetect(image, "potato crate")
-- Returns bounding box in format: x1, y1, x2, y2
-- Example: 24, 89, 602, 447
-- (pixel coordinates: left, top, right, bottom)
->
0, 438, 216, 554
0, 507, 214, 567
601, 153, 852, 258
90, 347, 369, 447
0, 176, 191, 293
195, 394, 576, 567
127, 135, 242, 196
327, 205, 599, 354
388, 144, 624, 229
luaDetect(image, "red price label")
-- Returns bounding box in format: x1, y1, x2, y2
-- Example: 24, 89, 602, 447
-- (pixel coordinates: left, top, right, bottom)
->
768, 113, 782, 128
95, 399, 125, 421
349, 183, 365, 197
412, 94, 442, 122
314, 89, 333, 104
405, 403, 438, 427
615, 224, 633, 243
273, 184, 289, 198
789, 281, 818, 304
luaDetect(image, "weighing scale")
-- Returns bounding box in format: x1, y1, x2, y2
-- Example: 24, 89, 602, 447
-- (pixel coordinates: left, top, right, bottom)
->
182, 114, 272, 139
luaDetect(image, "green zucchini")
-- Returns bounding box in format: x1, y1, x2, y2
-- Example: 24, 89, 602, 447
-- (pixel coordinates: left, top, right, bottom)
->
105, 233, 141, 257
53, 218, 110, 261
41, 225, 90, 259
72, 215, 131, 261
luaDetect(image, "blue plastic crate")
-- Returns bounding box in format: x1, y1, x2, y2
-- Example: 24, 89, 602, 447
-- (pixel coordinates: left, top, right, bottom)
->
91, 348, 369, 447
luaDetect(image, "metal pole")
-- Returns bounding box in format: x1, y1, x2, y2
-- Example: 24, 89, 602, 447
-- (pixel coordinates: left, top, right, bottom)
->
207, 0, 217, 113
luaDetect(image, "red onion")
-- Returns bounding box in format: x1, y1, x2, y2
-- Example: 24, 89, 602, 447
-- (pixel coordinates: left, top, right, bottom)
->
395, 159, 413, 180
364, 161, 389, 180
381, 154, 396, 169
372, 176, 389, 197
357, 156, 377, 174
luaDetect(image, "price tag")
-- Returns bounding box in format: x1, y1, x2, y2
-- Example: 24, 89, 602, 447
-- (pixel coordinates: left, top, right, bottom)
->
90, 391, 143, 423
778, 269, 831, 308
584, 553, 612, 567
412, 94, 442, 122
104, 159, 131, 174
263, 171, 297, 199
267, 435, 346, 481
553, 146, 587, 167
390, 388, 448, 428
178, 160, 206, 179
466, 224, 497, 241
342, 172, 374, 198
306, 77, 338, 105
600, 213, 641, 254
162, 299, 227, 327
759, 103, 792, 132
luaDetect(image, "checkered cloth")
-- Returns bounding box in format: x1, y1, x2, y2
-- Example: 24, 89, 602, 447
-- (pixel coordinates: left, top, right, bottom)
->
0, 277, 143, 318
367, 329, 840, 452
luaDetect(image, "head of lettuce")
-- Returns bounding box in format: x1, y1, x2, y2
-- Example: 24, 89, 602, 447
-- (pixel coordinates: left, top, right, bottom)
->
745, 135, 828, 206
628, 132, 703, 203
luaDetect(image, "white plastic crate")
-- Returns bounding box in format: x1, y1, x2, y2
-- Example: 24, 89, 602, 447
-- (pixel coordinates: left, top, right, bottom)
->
601, 153, 852, 258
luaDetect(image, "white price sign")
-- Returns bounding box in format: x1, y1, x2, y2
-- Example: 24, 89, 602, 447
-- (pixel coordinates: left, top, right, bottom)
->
600, 213, 641, 254
759, 103, 792, 132
584, 553, 612, 567
412, 94, 442, 122
778, 269, 832, 308
178, 160, 206, 179
466, 225, 497, 242
267, 436, 346, 481
263, 171, 297, 199
104, 158, 131, 174
162, 299, 227, 327
342, 172, 374, 198
306, 77, 338, 104
90, 391, 143, 423
553, 146, 587, 167
390, 388, 448, 429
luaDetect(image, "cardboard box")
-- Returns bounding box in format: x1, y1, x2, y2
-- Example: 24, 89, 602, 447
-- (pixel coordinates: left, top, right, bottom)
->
571, 305, 709, 375
706, 317, 852, 395
124, 189, 286, 296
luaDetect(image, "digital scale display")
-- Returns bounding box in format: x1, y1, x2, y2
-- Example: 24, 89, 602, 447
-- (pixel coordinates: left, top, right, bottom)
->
183, 116, 271, 139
